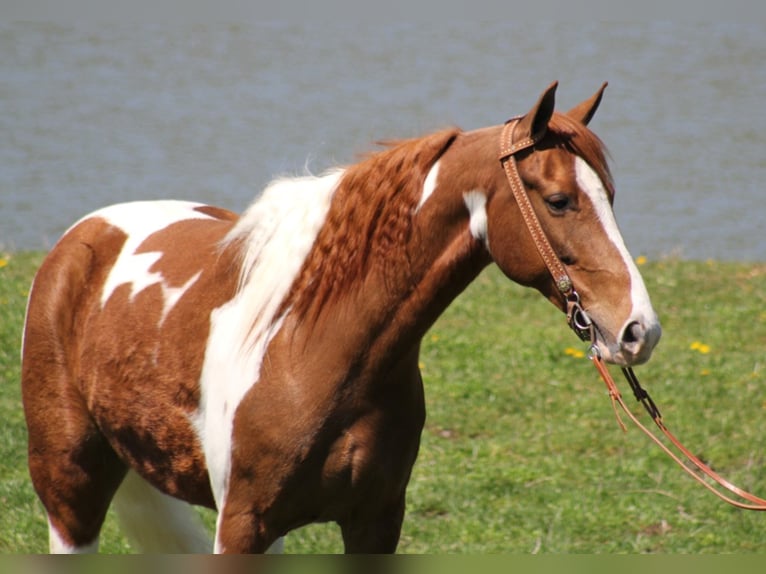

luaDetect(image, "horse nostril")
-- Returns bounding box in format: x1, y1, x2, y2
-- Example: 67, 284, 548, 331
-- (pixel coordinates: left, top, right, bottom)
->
619, 317, 661, 365
621, 321, 644, 346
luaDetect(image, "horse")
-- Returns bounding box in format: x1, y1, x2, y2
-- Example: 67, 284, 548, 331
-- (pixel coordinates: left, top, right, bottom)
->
21, 82, 661, 554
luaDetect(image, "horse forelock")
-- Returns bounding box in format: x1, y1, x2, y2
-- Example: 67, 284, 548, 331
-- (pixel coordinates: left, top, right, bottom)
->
546, 112, 615, 199
284, 128, 460, 319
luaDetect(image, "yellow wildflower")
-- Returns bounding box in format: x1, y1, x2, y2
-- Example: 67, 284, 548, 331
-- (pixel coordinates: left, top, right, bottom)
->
635, 255, 647, 265
690, 341, 711, 354
0, 258, 8, 269
564, 347, 585, 359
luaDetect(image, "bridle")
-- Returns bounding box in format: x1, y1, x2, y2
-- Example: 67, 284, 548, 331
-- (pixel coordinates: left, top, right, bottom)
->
499, 118, 766, 511
498, 119, 596, 343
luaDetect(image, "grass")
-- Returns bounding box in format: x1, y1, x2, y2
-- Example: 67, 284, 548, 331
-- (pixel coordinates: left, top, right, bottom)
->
1, 251, 765, 553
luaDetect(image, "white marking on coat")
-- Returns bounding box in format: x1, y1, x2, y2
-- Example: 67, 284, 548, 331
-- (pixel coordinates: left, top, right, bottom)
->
463, 190, 489, 246
416, 161, 440, 212
574, 157, 660, 336
160, 271, 203, 323
194, 170, 343, 549
96, 201, 213, 311
48, 519, 99, 554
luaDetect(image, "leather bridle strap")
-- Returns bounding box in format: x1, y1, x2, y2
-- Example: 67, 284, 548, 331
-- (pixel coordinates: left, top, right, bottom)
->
594, 355, 766, 510
499, 120, 574, 297
499, 119, 593, 343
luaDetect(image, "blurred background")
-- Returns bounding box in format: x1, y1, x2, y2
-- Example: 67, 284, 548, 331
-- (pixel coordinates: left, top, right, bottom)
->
1, 22, 764, 260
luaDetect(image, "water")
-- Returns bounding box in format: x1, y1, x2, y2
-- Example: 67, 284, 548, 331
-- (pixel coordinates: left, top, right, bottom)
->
2, 22, 765, 261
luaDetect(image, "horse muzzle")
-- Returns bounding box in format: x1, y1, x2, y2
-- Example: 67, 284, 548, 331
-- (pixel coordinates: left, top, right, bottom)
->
598, 313, 662, 366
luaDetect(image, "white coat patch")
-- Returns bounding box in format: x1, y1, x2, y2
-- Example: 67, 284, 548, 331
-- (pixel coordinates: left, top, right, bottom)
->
416, 161, 440, 212
95, 201, 213, 318
193, 170, 343, 551
463, 190, 489, 246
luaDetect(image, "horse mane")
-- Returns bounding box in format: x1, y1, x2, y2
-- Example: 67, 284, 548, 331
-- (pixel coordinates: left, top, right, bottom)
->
284, 127, 460, 319
221, 115, 609, 350
219, 169, 345, 355
547, 112, 615, 198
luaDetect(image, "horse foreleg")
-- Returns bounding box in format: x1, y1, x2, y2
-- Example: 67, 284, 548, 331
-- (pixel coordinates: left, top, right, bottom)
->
213, 503, 282, 554
339, 495, 406, 554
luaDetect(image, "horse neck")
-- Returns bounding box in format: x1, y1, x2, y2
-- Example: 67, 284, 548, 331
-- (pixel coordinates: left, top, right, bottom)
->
283, 214, 490, 383
386, 214, 492, 342
288, 137, 495, 360
391, 127, 501, 329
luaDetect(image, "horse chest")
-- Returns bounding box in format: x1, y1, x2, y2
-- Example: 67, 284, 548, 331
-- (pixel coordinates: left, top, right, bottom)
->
220, 355, 426, 524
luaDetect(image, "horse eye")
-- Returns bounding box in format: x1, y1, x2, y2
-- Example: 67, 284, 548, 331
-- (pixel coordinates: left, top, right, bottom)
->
545, 194, 571, 213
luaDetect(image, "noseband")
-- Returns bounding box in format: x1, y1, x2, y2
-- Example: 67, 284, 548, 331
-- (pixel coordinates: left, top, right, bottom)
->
498, 119, 766, 511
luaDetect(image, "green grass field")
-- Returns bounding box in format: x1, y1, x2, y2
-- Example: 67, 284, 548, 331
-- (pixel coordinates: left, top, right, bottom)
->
1, 251, 765, 553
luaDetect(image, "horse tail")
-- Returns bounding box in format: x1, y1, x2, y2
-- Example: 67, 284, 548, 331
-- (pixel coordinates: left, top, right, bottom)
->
111, 471, 212, 553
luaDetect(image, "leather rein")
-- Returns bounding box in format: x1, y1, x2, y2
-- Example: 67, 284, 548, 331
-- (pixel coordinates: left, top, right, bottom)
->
499, 119, 766, 511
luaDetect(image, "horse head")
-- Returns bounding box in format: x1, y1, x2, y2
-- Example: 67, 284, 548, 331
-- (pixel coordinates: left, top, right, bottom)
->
479, 83, 661, 366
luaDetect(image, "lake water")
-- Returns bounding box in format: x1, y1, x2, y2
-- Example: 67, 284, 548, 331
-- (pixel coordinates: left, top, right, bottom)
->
1, 22, 765, 261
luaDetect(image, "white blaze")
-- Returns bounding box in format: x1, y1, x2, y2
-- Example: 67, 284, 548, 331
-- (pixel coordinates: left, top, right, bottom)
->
574, 156, 660, 362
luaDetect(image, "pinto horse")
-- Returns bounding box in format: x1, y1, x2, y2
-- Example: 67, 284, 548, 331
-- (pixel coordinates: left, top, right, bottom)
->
21, 82, 661, 553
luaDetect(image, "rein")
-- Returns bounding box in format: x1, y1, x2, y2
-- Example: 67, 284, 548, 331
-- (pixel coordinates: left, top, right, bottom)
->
499, 119, 766, 511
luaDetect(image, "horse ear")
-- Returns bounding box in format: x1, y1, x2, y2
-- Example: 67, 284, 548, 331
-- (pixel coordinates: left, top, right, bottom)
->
515, 81, 558, 143
567, 82, 608, 126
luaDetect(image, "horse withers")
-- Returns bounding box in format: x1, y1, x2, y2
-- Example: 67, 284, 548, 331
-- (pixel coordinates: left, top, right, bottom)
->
21, 83, 660, 553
